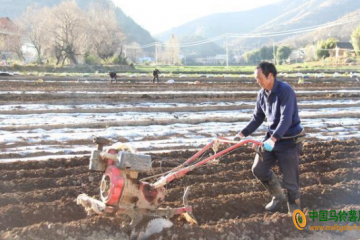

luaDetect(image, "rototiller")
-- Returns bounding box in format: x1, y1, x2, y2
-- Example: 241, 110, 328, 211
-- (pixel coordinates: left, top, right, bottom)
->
77, 136, 263, 226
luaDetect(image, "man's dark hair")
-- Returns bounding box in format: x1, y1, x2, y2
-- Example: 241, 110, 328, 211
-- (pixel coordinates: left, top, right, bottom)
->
256, 61, 277, 78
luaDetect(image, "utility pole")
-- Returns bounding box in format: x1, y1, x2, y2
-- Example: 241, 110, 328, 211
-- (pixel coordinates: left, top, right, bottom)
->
155, 42, 158, 66
225, 34, 229, 68
272, 40, 276, 65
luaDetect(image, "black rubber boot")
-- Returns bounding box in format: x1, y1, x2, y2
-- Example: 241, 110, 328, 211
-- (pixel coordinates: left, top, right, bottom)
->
287, 191, 301, 214
261, 173, 286, 212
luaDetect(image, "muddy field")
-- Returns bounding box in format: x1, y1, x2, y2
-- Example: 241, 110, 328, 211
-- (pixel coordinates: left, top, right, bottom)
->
1, 75, 360, 239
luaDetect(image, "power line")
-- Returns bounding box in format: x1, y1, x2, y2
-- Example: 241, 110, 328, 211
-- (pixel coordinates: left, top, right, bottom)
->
255, 0, 313, 32
125, 15, 360, 49
125, 34, 227, 49
228, 15, 360, 38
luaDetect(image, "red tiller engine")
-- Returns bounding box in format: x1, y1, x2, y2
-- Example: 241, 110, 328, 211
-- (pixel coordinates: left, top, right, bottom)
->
77, 136, 263, 226
77, 137, 194, 226
91, 141, 165, 211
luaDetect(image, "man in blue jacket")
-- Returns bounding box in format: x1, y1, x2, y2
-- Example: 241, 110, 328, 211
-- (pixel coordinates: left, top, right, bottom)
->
235, 61, 304, 214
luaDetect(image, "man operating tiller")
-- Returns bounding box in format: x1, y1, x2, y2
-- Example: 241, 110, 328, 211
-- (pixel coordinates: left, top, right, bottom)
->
235, 62, 305, 214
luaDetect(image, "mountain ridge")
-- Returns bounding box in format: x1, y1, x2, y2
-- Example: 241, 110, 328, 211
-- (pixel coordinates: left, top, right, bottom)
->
156, 0, 360, 51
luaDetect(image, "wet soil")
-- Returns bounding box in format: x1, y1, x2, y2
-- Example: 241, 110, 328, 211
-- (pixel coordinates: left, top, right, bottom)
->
1, 140, 360, 240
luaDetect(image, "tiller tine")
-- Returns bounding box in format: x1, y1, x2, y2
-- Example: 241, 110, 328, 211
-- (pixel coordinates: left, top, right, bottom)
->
76, 194, 106, 215
182, 187, 198, 225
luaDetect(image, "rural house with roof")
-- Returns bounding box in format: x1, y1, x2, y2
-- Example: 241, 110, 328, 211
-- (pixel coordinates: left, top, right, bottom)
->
331, 42, 355, 58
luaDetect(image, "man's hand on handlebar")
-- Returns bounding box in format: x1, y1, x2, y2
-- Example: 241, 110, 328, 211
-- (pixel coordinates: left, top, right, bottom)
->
233, 132, 245, 141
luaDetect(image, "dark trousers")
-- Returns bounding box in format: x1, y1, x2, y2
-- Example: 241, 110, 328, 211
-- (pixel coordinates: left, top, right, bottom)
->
110, 77, 117, 83
152, 76, 159, 83
252, 138, 302, 199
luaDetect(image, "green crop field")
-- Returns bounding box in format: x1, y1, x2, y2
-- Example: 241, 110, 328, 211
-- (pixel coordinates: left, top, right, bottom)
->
136, 59, 360, 73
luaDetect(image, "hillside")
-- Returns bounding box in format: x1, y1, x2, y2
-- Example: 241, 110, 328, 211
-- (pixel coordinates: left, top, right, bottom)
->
0, 0, 155, 45
155, 3, 287, 42
179, 35, 225, 63
280, 9, 360, 47
157, 0, 360, 51
238, 0, 360, 49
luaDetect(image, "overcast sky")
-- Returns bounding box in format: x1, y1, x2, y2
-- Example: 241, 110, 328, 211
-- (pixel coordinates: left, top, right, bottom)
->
112, 0, 282, 35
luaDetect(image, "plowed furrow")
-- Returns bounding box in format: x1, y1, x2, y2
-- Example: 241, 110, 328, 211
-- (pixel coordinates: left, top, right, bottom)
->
0, 165, 89, 181
0, 198, 87, 231
165, 183, 360, 223
0, 157, 88, 171
0, 173, 102, 193
165, 170, 360, 202
0, 186, 99, 208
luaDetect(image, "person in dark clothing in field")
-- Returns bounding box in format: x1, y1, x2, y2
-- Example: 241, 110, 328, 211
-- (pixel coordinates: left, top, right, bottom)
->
152, 68, 160, 83
234, 61, 305, 214
109, 72, 117, 83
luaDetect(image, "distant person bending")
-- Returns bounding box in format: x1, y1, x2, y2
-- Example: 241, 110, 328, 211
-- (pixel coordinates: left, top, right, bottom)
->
109, 72, 117, 83
153, 68, 160, 83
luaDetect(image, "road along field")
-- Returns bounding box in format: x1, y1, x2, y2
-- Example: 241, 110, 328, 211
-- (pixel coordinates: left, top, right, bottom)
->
0, 75, 360, 239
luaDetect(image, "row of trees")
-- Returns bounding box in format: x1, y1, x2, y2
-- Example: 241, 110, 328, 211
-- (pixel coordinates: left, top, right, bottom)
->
5, 0, 185, 66
14, 1, 127, 65
242, 39, 334, 65
243, 45, 292, 65
5, 1, 360, 66
242, 23, 360, 64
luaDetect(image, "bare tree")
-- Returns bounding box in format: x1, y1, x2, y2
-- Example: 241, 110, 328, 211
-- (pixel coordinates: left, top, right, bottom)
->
52, 40, 67, 65
6, 1, 129, 65
126, 42, 143, 63
17, 6, 51, 63
47, 1, 86, 65
4, 29, 25, 61
304, 44, 317, 62
157, 45, 167, 64
165, 34, 180, 65
86, 3, 125, 61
